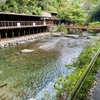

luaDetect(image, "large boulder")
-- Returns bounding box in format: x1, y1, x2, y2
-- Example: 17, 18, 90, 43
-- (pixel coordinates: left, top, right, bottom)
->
21, 49, 34, 53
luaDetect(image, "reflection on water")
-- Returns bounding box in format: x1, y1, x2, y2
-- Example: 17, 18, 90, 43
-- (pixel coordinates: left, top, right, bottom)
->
0, 36, 86, 100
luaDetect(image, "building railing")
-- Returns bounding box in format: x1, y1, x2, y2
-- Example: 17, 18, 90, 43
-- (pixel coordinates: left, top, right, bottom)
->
66, 25, 100, 30
0, 21, 53, 27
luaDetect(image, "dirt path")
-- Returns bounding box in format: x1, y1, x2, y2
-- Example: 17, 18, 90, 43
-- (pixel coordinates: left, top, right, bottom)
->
90, 70, 100, 100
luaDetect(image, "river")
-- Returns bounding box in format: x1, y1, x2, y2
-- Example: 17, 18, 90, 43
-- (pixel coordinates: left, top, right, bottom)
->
0, 34, 87, 100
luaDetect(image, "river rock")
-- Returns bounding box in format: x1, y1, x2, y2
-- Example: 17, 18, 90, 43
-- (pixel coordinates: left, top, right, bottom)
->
21, 49, 34, 53
64, 34, 79, 39
0, 44, 4, 48
52, 33, 61, 37
0, 82, 7, 87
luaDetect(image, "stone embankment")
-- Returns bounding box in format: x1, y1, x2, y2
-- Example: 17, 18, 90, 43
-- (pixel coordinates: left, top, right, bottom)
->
0, 32, 80, 49
0, 33, 51, 49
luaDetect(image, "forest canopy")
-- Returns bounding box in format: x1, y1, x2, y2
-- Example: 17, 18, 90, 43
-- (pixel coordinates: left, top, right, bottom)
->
0, 0, 100, 24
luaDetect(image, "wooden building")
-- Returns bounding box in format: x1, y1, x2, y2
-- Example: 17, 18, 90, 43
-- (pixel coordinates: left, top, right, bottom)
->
0, 12, 58, 41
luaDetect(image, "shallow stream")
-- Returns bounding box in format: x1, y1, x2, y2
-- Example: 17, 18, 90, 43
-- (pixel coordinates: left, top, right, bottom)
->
0, 35, 87, 100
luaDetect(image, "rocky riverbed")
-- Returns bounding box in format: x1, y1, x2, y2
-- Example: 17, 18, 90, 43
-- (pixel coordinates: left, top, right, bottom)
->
0, 32, 89, 100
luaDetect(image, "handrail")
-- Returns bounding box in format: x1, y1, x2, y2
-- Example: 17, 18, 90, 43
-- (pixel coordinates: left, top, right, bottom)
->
66, 25, 100, 30
0, 21, 53, 27
67, 48, 100, 100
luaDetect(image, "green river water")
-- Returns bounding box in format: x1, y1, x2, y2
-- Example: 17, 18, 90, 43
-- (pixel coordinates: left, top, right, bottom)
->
0, 35, 86, 100
0, 39, 60, 99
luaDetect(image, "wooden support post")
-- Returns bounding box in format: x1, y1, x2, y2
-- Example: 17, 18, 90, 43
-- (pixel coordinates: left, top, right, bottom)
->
12, 32, 14, 39
40, 28, 41, 33
46, 27, 48, 32
41, 28, 43, 33
79, 29, 82, 37
5, 33, 7, 41
0, 33, 1, 42
24, 31, 25, 37
18, 31, 20, 38
37, 28, 38, 33
67, 28, 70, 33
33, 29, 34, 34
43, 27, 45, 32
29, 29, 30, 36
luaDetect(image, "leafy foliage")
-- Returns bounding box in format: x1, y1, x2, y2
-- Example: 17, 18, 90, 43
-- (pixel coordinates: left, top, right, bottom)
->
42, 91, 57, 100
0, 0, 91, 17
89, 1, 100, 22
64, 6, 86, 25
55, 2, 86, 25
0, 0, 6, 7
56, 24, 68, 33
54, 37, 100, 99
88, 21, 100, 33
76, 46, 100, 99
1, 0, 42, 15
0, 0, 97, 26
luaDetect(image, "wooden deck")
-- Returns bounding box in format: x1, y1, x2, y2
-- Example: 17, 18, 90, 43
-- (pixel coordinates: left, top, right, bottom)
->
66, 25, 100, 30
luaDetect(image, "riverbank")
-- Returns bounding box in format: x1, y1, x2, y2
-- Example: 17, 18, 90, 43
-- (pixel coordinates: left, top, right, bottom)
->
0, 32, 82, 49
71, 37, 100, 100
0, 32, 51, 49
0, 32, 90, 100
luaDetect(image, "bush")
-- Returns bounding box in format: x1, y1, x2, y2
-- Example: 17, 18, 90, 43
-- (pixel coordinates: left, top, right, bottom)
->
88, 21, 100, 34
56, 24, 68, 34
54, 37, 100, 100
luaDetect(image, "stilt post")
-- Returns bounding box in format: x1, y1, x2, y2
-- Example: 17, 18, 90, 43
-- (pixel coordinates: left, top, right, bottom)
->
37, 28, 38, 33
0, 33, 1, 42
12, 32, 14, 39
5, 33, 7, 41
29, 29, 30, 36
79, 28, 83, 37
40, 28, 41, 33
24, 31, 25, 37
33, 29, 34, 34
18, 31, 20, 38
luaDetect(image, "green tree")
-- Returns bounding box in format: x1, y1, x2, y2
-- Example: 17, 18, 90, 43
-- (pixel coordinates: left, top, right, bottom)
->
1, 0, 18, 12
0, 0, 6, 7
89, 2, 100, 21
57, 5, 86, 25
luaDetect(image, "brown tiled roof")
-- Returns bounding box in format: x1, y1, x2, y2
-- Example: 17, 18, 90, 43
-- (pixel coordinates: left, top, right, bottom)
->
0, 12, 51, 18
